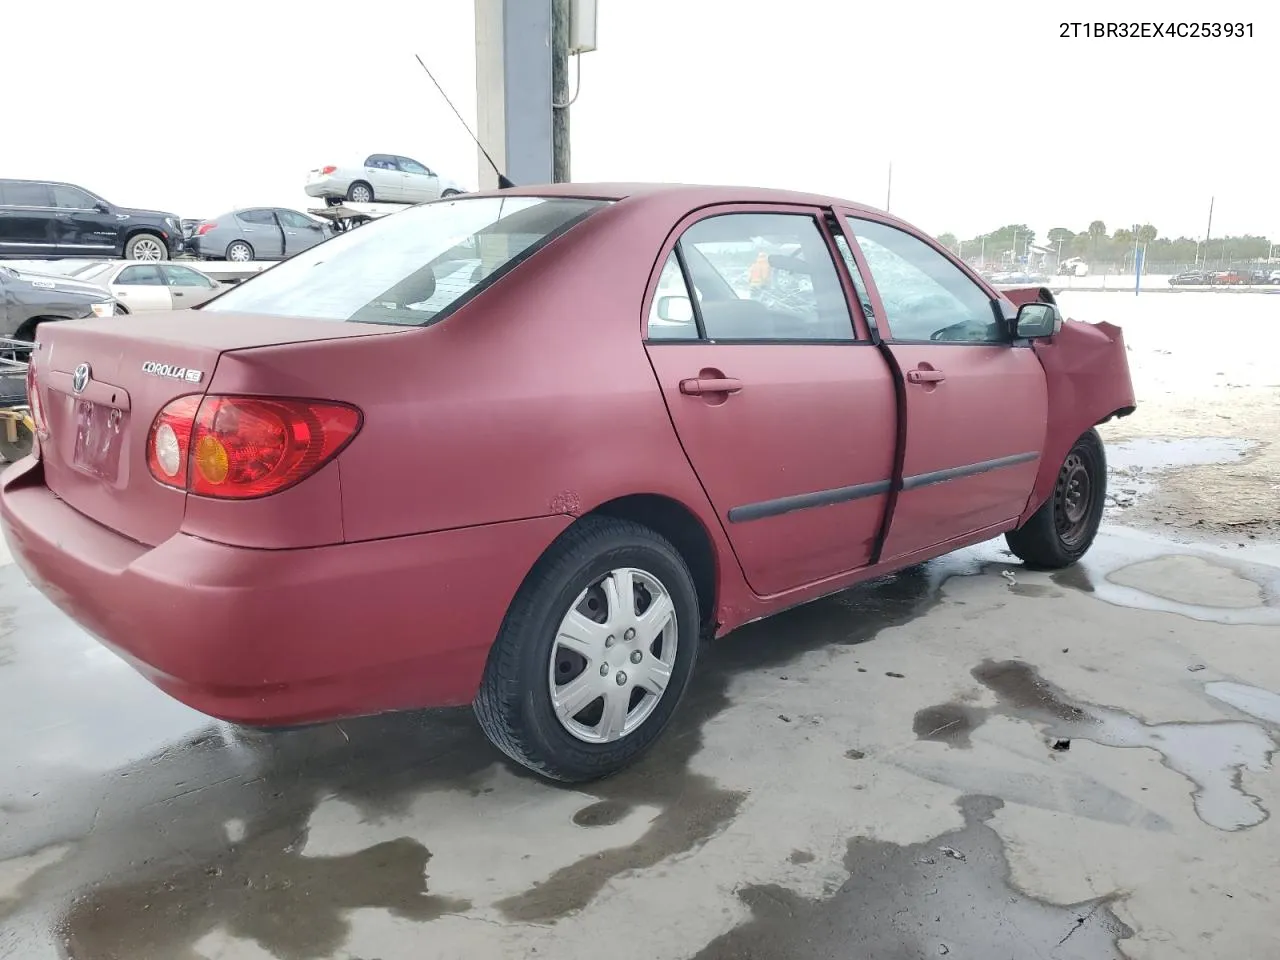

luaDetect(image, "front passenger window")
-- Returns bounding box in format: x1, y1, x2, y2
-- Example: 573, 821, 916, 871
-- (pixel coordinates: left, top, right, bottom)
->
846, 217, 1004, 343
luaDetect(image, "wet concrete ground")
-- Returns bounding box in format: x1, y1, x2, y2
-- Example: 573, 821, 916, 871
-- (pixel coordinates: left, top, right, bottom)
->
3, 513, 1280, 960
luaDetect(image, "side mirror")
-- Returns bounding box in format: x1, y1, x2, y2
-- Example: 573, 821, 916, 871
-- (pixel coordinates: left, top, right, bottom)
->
656, 295, 694, 324
94, 202, 110, 213
1015, 301, 1062, 339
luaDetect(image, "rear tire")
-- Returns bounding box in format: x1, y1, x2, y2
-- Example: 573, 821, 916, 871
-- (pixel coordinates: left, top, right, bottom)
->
346, 181, 374, 203
226, 240, 254, 262
441, 189, 461, 198
1005, 428, 1107, 570
474, 516, 701, 783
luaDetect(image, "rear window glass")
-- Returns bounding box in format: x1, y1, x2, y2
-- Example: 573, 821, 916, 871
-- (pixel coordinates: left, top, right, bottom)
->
203, 195, 611, 325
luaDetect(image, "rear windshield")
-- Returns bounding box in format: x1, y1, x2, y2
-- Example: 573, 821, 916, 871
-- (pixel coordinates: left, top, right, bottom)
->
202, 195, 612, 325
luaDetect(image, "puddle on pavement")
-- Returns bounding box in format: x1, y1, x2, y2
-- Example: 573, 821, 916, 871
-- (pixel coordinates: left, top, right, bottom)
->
692, 795, 1132, 960
1, 551, 961, 952
1041, 527, 1280, 627
913, 661, 1278, 832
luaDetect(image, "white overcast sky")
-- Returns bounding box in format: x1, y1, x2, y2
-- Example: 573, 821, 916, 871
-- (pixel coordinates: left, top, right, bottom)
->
2, 0, 1273, 241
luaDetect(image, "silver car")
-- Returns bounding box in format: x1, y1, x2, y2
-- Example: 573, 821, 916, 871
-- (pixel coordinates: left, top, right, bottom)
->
185, 207, 336, 262
60, 260, 226, 311
305, 154, 466, 205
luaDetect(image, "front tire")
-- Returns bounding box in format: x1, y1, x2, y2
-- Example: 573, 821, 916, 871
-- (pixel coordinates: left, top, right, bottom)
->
1005, 428, 1107, 569
474, 516, 701, 783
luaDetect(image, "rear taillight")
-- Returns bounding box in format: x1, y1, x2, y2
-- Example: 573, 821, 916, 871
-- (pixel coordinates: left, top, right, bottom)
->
26, 356, 47, 456
196, 222, 217, 236
320, 165, 337, 175
147, 396, 361, 499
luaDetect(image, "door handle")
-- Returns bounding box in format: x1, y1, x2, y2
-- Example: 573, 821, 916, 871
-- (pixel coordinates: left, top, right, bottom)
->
680, 377, 742, 396
907, 368, 945, 384
173, 292, 185, 297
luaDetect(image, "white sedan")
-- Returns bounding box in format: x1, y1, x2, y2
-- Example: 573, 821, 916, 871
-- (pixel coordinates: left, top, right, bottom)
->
305, 153, 466, 205
61, 260, 227, 312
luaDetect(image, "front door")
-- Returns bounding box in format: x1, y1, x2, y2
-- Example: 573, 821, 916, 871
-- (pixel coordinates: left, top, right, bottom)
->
837, 213, 1047, 561
397, 157, 440, 202
50, 184, 116, 256
158, 263, 221, 307
644, 206, 898, 597
276, 209, 328, 256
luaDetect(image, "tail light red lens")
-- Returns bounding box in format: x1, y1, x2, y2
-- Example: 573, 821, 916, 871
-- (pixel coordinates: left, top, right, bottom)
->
147, 396, 361, 499
196, 222, 217, 235
25, 355, 47, 455
320, 165, 337, 175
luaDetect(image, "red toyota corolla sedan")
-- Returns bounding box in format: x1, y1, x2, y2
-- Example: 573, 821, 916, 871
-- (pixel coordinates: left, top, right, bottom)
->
0, 183, 1135, 783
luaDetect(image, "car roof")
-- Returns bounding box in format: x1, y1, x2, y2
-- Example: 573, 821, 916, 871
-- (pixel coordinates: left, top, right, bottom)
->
466, 181, 893, 218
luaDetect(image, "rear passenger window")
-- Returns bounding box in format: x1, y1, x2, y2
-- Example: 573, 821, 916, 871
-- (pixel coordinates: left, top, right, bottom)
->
646, 253, 699, 340
2, 182, 53, 206
118, 265, 164, 285
237, 210, 276, 225
676, 213, 854, 342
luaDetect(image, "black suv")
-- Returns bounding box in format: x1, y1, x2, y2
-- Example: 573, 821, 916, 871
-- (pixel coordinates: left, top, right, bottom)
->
0, 178, 183, 261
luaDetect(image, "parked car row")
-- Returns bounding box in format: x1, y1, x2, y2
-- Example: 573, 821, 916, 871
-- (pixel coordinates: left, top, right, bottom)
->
1168, 269, 1280, 286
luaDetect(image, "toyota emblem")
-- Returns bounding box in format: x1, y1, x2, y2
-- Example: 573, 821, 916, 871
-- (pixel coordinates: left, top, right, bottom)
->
72, 363, 91, 394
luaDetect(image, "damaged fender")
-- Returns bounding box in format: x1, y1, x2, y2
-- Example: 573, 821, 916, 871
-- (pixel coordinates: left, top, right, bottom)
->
1017, 317, 1136, 525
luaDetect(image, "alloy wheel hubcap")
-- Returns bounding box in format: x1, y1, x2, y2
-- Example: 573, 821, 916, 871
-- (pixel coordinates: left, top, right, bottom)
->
134, 239, 162, 260
548, 567, 678, 744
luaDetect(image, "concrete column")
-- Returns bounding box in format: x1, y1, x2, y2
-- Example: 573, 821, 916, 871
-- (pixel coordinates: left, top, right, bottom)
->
474, 0, 553, 190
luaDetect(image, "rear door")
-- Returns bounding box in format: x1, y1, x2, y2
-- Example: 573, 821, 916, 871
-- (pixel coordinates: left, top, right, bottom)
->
644, 205, 898, 597
836, 211, 1047, 561
397, 157, 440, 202
234, 209, 284, 258
158, 263, 221, 307
0, 181, 58, 258
112, 264, 173, 311
276, 209, 328, 256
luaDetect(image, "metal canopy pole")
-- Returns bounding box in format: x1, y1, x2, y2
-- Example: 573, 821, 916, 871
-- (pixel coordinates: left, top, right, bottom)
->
474, 0, 554, 190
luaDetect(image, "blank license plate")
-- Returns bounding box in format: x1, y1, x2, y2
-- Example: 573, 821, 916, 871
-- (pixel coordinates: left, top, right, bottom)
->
72, 399, 125, 480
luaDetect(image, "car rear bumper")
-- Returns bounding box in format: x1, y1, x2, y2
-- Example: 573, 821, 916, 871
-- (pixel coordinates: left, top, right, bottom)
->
0, 458, 570, 726
305, 178, 346, 198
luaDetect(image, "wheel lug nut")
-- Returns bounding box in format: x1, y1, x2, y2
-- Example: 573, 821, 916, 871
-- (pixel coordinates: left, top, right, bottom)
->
630, 650, 642, 663
624, 628, 636, 641
616, 671, 627, 685
605, 635, 615, 648
599, 664, 610, 677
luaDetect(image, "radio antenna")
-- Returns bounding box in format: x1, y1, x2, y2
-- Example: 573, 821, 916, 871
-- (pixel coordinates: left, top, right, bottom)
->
414, 53, 515, 189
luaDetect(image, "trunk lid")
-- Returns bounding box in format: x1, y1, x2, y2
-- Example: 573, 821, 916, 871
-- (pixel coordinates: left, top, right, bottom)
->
36, 311, 404, 546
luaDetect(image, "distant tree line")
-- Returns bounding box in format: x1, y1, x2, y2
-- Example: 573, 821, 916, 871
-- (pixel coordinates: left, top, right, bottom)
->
934, 222, 1274, 267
